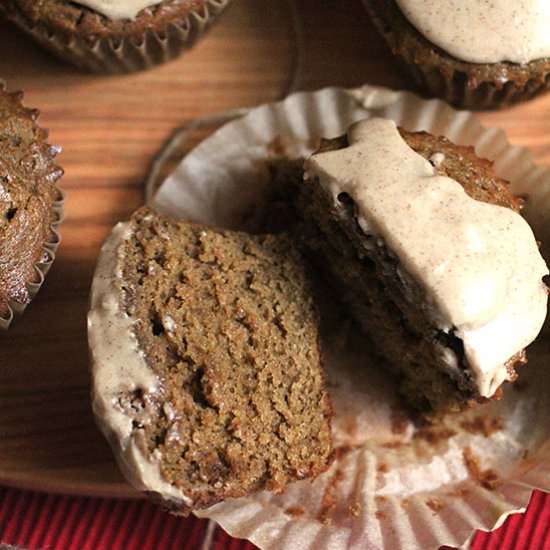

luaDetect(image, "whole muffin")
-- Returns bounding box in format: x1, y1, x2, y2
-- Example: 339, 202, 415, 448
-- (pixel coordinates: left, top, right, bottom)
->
0, 82, 63, 329
0, 0, 233, 73
363, 0, 550, 110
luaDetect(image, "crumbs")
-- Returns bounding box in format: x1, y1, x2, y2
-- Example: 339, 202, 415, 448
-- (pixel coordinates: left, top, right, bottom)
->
317, 468, 345, 525
426, 497, 444, 513
460, 415, 504, 437
462, 447, 499, 490
375, 496, 387, 520
266, 136, 287, 157
381, 441, 407, 449
285, 506, 305, 518
414, 427, 457, 444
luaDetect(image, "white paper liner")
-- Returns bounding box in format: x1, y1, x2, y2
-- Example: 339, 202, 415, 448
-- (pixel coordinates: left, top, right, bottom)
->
149, 86, 550, 549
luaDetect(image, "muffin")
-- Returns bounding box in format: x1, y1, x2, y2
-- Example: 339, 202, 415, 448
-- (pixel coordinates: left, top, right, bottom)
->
298, 117, 548, 417
0, 81, 63, 329
0, 0, 233, 73
88, 207, 332, 513
363, 0, 550, 109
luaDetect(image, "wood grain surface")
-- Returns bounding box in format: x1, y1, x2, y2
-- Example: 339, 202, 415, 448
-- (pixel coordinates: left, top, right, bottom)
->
1, 0, 550, 499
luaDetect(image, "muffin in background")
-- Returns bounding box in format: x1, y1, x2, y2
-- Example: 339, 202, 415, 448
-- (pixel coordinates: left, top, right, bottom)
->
363, 0, 550, 110
0, 81, 63, 329
0, 0, 233, 73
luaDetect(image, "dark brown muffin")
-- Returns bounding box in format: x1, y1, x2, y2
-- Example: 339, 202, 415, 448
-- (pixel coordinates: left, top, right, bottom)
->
363, 0, 550, 109
0, 82, 63, 328
298, 126, 543, 418
0, 0, 232, 73
89, 207, 332, 513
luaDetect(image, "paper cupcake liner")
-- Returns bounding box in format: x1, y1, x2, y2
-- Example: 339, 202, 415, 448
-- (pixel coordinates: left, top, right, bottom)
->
147, 86, 550, 549
1, 0, 232, 74
361, 0, 550, 111
0, 82, 65, 330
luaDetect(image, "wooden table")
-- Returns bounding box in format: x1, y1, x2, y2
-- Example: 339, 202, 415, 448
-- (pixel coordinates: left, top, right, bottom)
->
1, 0, 550, 506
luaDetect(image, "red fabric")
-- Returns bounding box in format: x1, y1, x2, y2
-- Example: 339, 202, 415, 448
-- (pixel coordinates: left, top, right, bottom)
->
1, 486, 549, 549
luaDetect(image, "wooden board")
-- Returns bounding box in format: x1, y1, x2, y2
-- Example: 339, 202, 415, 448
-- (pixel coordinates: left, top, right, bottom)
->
1, 0, 550, 499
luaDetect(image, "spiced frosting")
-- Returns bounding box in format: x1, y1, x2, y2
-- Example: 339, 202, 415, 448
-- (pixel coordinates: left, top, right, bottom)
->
306, 117, 549, 398
396, 0, 550, 64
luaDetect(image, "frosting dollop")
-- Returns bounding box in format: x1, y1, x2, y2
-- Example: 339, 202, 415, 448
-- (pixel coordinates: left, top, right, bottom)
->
306, 117, 549, 397
396, 0, 550, 64
74, 0, 161, 21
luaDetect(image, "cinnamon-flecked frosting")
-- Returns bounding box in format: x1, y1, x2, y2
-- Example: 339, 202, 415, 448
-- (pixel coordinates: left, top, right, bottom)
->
306, 117, 549, 398
74, 0, 161, 20
396, 0, 550, 64
88, 222, 191, 506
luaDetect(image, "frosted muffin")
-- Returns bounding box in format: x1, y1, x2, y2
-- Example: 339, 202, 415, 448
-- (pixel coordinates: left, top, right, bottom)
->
363, 0, 550, 109
298, 117, 549, 416
0, 0, 233, 73
88, 207, 332, 512
0, 82, 63, 329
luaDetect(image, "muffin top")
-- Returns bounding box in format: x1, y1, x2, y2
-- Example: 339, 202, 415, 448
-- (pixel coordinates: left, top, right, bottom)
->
305, 117, 548, 398
396, 0, 550, 64
0, 84, 63, 322
6, 0, 210, 37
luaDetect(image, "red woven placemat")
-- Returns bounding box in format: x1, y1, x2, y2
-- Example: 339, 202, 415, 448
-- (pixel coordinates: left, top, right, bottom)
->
1, 486, 549, 549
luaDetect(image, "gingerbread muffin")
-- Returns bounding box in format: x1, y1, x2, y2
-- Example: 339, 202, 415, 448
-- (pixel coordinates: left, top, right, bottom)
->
298, 117, 548, 417
0, 0, 232, 73
363, 0, 550, 109
0, 82, 63, 329
88, 207, 332, 512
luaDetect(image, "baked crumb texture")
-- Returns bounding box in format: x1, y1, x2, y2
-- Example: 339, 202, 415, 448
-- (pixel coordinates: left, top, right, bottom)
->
118, 207, 332, 511
298, 130, 525, 417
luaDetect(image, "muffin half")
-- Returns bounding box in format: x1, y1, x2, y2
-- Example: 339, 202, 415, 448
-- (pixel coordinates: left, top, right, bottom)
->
88, 207, 332, 512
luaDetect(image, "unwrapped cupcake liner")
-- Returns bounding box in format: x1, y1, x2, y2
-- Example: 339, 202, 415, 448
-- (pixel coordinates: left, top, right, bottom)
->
0, 0, 232, 74
147, 85, 550, 549
361, 0, 550, 111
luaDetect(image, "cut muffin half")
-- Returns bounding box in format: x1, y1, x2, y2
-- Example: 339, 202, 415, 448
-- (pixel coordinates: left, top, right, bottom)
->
299, 117, 549, 417
363, 0, 550, 109
88, 207, 332, 512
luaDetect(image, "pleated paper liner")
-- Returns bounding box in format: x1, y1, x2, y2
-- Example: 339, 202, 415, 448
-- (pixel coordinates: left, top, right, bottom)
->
0, 0, 232, 74
0, 83, 64, 331
146, 86, 550, 549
